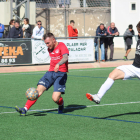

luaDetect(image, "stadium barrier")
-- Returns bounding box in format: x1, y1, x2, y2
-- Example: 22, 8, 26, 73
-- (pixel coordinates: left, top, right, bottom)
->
0, 35, 137, 66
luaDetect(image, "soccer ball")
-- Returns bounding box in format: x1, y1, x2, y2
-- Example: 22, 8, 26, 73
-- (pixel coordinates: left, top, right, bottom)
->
25, 87, 39, 100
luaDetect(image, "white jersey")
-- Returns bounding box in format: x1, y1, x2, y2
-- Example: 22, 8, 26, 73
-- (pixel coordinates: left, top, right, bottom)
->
32, 26, 44, 39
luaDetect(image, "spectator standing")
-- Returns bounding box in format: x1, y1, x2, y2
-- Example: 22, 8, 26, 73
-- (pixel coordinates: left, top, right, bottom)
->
6, 19, 15, 38
8, 19, 15, 32
94, 23, 107, 62
22, 18, 31, 38
32, 20, 44, 39
7, 20, 23, 38
105, 22, 119, 61
0, 22, 5, 38
123, 24, 135, 60
5, 19, 15, 38
67, 20, 78, 39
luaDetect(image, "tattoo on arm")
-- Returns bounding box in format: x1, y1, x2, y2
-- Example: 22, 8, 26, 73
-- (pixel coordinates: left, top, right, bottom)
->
57, 54, 68, 66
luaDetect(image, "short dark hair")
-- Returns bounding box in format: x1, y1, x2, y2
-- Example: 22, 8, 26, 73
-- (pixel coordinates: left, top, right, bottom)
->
24, 18, 29, 24
43, 33, 55, 40
70, 20, 75, 24
15, 20, 20, 24
136, 21, 140, 32
9, 19, 15, 25
100, 23, 104, 26
37, 20, 42, 23
129, 24, 133, 29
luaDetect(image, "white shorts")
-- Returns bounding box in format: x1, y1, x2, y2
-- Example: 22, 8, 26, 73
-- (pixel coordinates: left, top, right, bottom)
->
117, 65, 140, 80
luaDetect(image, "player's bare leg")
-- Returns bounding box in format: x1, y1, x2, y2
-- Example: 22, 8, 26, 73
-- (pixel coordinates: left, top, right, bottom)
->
86, 68, 125, 104
37, 85, 47, 96
52, 92, 64, 113
124, 49, 131, 60
15, 85, 46, 116
109, 68, 125, 80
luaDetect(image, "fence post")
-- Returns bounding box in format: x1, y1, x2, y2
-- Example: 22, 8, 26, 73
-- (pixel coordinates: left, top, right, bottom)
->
64, 0, 67, 37
10, 0, 13, 19
98, 37, 100, 63
83, 0, 86, 36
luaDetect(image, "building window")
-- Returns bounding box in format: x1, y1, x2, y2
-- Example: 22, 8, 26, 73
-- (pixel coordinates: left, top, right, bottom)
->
131, 3, 136, 10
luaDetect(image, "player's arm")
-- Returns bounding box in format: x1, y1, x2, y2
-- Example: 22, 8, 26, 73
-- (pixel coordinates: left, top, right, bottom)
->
54, 54, 68, 72
58, 54, 68, 65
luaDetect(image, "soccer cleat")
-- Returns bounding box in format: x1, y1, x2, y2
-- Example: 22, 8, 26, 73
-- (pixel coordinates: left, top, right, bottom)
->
123, 56, 128, 61
15, 106, 26, 116
58, 102, 64, 113
86, 93, 100, 104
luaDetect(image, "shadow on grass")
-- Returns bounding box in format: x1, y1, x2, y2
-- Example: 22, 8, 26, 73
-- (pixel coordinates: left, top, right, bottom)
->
26, 104, 86, 116
64, 104, 86, 113
100, 111, 140, 119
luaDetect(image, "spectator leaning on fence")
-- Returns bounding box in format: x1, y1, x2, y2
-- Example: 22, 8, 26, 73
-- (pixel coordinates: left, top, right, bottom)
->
105, 22, 119, 61
67, 20, 78, 39
94, 23, 107, 62
7, 20, 23, 38
0, 22, 5, 38
32, 20, 44, 39
123, 24, 135, 60
22, 18, 31, 38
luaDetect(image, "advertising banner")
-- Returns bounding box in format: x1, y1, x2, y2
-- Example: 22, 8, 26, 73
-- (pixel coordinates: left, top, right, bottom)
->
32, 40, 50, 64
31, 39, 94, 64
58, 39, 94, 62
0, 40, 32, 65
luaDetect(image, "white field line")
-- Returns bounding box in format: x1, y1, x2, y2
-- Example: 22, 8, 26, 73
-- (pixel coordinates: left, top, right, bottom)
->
1, 101, 140, 115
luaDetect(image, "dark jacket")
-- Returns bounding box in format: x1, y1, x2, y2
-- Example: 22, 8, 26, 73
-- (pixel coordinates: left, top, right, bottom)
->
22, 24, 31, 38
106, 26, 119, 45
7, 26, 23, 38
123, 28, 135, 46
94, 26, 107, 44
4, 25, 14, 38
107, 26, 118, 35
138, 35, 140, 39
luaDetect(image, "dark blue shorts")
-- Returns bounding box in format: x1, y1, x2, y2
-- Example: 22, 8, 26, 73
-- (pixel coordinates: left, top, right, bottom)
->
37, 71, 67, 94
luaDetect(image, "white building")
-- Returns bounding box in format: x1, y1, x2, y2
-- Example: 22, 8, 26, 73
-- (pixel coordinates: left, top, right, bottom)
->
111, 0, 140, 48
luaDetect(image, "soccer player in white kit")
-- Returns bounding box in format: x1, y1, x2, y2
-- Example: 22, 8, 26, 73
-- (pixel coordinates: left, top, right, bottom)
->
86, 21, 140, 104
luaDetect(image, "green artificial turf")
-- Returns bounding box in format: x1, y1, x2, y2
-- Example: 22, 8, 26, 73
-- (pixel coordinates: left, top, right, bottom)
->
0, 67, 140, 140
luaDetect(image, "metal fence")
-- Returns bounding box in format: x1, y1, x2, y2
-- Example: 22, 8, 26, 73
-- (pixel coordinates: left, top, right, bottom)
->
33, 0, 110, 8
34, 0, 111, 38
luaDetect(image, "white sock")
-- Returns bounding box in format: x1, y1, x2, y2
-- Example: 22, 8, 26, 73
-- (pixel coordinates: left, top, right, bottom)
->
24, 107, 28, 111
97, 77, 114, 99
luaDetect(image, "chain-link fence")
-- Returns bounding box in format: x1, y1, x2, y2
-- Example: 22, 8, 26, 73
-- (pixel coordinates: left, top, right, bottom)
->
33, 0, 110, 8
0, 0, 111, 37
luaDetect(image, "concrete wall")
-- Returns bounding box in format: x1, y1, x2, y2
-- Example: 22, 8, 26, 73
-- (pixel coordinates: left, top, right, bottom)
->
36, 8, 111, 37
0, 2, 36, 25
0, 2, 11, 25
111, 0, 140, 48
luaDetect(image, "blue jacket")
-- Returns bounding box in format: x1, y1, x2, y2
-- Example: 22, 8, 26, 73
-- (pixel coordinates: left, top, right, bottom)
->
0, 23, 5, 38
94, 26, 107, 44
